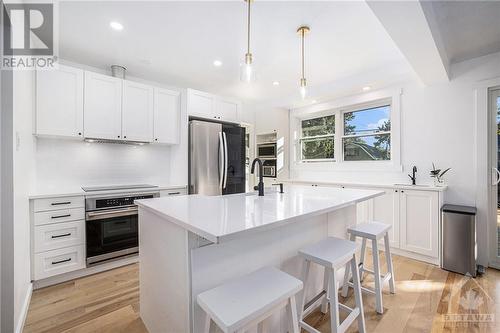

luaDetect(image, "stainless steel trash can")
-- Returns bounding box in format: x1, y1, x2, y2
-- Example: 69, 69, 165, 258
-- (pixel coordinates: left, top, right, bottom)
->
441, 204, 477, 277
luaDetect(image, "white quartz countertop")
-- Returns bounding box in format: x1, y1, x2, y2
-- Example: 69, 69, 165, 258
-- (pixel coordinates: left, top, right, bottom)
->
29, 184, 187, 199
136, 185, 384, 244
282, 179, 447, 192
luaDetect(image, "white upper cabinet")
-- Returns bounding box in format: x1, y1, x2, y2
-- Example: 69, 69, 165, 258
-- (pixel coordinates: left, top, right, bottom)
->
215, 98, 240, 123
399, 189, 439, 258
187, 89, 241, 123
84, 71, 122, 140
35, 65, 84, 138
154, 88, 181, 144
187, 89, 216, 119
122, 81, 154, 142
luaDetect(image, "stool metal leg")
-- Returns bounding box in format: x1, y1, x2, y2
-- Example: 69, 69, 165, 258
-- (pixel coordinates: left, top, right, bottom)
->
341, 234, 355, 297
321, 266, 330, 313
287, 295, 300, 333
350, 254, 366, 333
384, 233, 396, 294
372, 239, 384, 314
329, 267, 340, 333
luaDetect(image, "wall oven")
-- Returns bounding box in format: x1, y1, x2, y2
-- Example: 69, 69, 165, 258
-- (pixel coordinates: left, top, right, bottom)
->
257, 143, 277, 159
85, 192, 159, 266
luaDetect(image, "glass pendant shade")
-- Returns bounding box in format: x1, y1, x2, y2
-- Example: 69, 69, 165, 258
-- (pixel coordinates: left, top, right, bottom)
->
300, 85, 307, 100
240, 54, 256, 82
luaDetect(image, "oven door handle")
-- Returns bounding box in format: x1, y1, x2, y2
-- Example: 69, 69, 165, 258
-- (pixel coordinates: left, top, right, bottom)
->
86, 207, 138, 220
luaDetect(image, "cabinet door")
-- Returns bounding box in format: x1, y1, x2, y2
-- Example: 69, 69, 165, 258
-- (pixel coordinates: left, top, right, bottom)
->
84, 71, 122, 140
36, 65, 84, 138
154, 88, 181, 144
187, 89, 216, 119
216, 98, 240, 123
400, 190, 439, 258
371, 189, 400, 248
122, 81, 154, 142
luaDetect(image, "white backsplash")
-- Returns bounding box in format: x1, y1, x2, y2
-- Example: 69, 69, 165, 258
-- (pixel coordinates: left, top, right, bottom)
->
35, 138, 172, 190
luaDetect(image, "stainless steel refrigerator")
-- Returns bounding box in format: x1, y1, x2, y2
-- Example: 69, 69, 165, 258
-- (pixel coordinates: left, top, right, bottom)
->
189, 119, 246, 195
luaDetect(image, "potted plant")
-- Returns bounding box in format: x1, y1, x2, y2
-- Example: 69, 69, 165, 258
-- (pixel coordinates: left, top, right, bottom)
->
430, 163, 451, 186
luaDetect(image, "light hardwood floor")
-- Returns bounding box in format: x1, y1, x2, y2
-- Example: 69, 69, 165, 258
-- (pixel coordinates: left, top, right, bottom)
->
24, 252, 500, 333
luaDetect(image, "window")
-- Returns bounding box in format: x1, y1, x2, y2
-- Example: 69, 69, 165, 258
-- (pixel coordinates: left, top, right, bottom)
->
300, 115, 335, 161
296, 101, 392, 164
342, 105, 391, 161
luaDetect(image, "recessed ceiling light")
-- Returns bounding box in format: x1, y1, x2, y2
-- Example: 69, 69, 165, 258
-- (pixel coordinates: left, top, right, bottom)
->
272, 81, 280, 86
362, 86, 371, 91
213, 60, 222, 67
109, 21, 124, 31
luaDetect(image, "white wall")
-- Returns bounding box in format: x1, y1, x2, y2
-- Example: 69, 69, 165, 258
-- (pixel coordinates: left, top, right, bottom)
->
287, 51, 500, 266
12, 70, 36, 332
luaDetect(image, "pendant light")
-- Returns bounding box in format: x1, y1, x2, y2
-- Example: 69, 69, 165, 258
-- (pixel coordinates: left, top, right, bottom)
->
297, 25, 310, 99
240, 0, 256, 82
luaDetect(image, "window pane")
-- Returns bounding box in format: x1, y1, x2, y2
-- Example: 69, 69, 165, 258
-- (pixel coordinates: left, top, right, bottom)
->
302, 137, 334, 160
344, 105, 390, 136
343, 134, 390, 161
302, 115, 335, 137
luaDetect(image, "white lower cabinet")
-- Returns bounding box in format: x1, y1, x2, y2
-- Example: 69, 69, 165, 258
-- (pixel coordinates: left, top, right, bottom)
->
370, 189, 400, 248
34, 245, 86, 280
31, 195, 86, 280
399, 189, 439, 258
34, 220, 85, 253
159, 188, 187, 197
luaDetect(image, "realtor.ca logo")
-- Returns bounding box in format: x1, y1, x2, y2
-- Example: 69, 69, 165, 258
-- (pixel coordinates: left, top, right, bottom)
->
2, 1, 58, 69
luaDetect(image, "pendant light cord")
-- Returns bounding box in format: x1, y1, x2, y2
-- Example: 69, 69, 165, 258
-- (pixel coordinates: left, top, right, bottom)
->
301, 29, 305, 79
247, 0, 251, 55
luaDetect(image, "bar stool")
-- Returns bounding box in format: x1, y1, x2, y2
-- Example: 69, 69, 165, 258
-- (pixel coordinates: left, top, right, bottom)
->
298, 237, 365, 333
197, 267, 303, 333
341, 222, 396, 314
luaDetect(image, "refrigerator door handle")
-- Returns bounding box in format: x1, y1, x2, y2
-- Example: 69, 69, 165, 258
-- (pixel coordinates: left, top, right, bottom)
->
223, 132, 228, 189
493, 167, 500, 186
218, 132, 224, 190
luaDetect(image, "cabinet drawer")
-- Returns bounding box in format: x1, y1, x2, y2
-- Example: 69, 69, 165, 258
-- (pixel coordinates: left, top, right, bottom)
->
34, 245, 85, 280
33, 196, 84, 212
34, 207, 85, 226
160, 188, 187, 197
34, 220, 85, 253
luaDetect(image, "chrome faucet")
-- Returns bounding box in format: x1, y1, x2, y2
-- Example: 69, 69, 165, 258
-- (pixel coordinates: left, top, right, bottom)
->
251, 158, 264, 196
408, 166, 417, 185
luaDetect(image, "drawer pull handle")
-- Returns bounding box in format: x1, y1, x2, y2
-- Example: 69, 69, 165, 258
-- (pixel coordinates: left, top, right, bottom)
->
51, 202, 71, 206
168, 192, 181, 195
51, 258, 72, 265
51, 214, 71, 219
51, 233, 71, 239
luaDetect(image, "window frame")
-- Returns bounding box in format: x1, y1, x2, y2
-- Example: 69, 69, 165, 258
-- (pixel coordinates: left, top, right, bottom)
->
340, 103, 392, 162
290, 88, 401, 172
299, 113, 336, 162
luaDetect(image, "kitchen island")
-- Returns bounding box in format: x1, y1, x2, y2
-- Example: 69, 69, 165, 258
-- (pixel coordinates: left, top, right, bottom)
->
136, 185, 384, 333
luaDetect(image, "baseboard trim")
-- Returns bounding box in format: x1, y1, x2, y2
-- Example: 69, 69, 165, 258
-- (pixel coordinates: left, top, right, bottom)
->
15, 282, 33, 333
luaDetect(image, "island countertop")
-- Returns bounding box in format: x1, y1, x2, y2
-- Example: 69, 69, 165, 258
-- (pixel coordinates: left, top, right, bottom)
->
136, 185, 384, 244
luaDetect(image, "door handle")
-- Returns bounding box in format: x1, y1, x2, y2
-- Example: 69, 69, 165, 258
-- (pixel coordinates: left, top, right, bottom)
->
223, 132, 228, 189
218, 132, 224, 190
493, 168, 500, 185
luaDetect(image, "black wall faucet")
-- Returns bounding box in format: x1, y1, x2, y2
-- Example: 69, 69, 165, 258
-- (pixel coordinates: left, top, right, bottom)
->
251, 158, 264, 196
408, 166, 417, 185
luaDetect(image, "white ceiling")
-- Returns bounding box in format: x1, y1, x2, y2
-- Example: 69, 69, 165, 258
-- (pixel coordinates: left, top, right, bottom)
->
59, 1, 410, 105
428, 1, 500, 64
